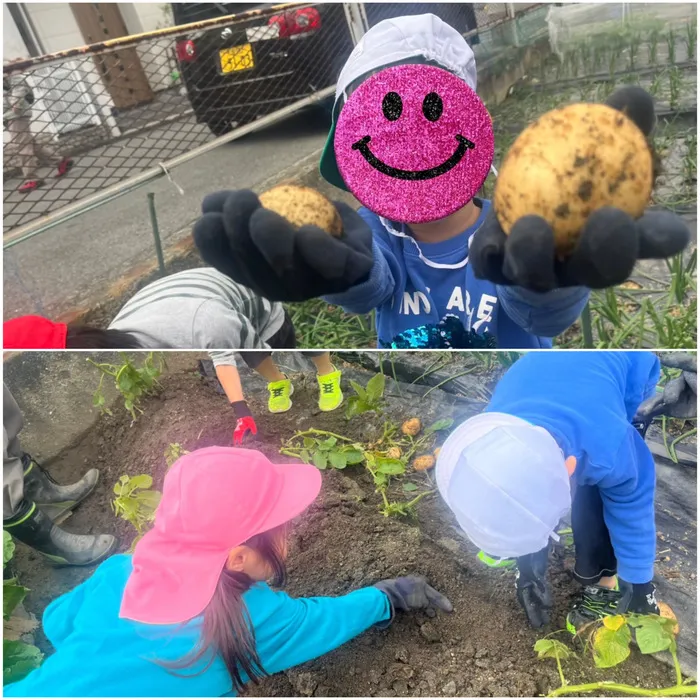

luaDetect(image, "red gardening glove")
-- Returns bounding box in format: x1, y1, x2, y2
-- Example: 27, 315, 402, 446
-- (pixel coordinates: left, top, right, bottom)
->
233, 416, 257, 445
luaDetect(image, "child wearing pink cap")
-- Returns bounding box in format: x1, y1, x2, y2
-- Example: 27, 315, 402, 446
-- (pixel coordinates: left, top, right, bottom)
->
5, 447, 451, 697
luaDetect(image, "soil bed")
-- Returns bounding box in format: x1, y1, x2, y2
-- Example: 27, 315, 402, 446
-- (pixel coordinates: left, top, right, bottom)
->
11, 359, 695, 697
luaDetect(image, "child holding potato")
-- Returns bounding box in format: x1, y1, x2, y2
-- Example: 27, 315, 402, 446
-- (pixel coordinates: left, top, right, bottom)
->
5, 447, 451, 697
194, 15, 689, 349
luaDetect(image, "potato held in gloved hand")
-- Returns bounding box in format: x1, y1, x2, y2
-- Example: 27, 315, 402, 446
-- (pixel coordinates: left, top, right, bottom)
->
471, 86, 690, 292
192, 185, 374, 302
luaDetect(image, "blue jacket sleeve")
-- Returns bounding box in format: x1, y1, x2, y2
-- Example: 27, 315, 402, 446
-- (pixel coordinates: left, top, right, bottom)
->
497, 285, 590, 337
253, 585, 391, 675
322, 239, 396, 314
596, 427, 657, 584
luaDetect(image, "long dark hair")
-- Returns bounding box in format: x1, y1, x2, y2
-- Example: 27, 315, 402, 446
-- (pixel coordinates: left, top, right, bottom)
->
66, 325, 144, 349
163, 525, 288, 693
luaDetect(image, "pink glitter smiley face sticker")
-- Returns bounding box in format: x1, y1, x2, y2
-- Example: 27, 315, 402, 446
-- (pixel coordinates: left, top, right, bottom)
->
335, 64, 494, 223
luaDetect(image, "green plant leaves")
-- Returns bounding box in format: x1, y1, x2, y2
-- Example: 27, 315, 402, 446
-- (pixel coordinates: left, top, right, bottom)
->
534, 638, 575, 660
344, 450, 365, 465
627, 614, 674, 655
328, 451, 348, 470
349, 380, 367, 401
3, 582, 29, 620
345, 396, 368, 419
4, 531, 15, 567
403, 482, 419, 493
300, 449, 312, 464
425, 418, 454, 434
593, 623, 632, 668
3, 639, 43, 685
129, 474, 153, 491
365, 373, 386, 403
376, 458, 405, 475
312, 451, 328, 470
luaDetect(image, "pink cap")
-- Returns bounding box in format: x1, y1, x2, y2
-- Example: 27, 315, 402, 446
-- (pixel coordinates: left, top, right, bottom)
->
120, 447, 321, 625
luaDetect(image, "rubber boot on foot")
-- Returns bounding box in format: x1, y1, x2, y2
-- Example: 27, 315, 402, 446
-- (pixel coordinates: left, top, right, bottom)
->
22, 454, 99, 522
4, 500, 117, 568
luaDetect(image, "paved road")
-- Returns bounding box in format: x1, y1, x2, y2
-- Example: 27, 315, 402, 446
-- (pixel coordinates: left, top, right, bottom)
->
3, 107, 330, 319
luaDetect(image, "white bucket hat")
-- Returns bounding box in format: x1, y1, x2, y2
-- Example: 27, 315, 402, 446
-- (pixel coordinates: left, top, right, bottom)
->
436, 413, 572, 558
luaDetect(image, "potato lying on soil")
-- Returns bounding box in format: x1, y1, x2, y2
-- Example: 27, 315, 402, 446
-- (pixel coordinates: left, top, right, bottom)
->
494, 103, 653, 256
258, 184, 342, 237
386, 447, 402, 459
658, 601, 680, 635
401, 418, 422, 437
413, 455, 436, 471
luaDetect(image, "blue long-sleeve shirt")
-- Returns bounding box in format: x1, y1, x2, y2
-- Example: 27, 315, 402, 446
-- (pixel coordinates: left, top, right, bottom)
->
5, 555, 391, 697
486, 351, 661, 583
324, 201, 590, 349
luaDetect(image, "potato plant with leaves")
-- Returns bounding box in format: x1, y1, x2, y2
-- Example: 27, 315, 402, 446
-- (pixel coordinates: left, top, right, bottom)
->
89, 352, 165, 422
345, 372, 386, 419
3, 532, 43, 685
164, 443, 189, 468
112, 474, 162, 551
280, 416, 454, 517
534, 612, 697, 697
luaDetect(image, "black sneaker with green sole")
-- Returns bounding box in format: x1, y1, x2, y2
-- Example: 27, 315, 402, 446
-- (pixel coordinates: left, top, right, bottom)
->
566, 585, 622, 634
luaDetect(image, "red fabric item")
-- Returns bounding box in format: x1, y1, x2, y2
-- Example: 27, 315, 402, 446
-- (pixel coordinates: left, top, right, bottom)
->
233, 415, 258, 445
3, 315, 68, 349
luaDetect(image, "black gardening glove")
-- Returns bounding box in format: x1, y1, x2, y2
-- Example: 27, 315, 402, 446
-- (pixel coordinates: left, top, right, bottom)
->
192, 190, 374, 302
515, 545, 552, 628
471, 87, 690, 292
634, 353, 697, 436
617, 580, 659, 615
374, 575, 453, 615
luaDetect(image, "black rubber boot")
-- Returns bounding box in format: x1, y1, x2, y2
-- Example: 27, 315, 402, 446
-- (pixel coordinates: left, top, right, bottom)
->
4, 500, 117, 568
22, 454, 99, 521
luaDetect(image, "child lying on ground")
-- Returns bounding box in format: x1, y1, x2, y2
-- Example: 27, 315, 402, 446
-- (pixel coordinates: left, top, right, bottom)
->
193, 14, 689, 349
5, 447, 451, 697
435, 351, 695, 630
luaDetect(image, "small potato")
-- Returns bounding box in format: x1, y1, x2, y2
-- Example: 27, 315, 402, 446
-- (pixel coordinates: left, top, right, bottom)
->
401, 418, 422, 437
413, 455, 436, 471
259, 184, 342, 237
658, 601, 680, 636
386, 447, 402, 459
494, 103, 653, 256
433, 447, 441, 459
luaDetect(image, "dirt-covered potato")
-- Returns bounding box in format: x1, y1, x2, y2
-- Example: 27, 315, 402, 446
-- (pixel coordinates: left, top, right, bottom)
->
258, 184, 342, 237
386, 447, 402, 459
658, 601, 680, 635
401, 418, 422, 437
413, 455, 435, 471
494, 103, 653, 256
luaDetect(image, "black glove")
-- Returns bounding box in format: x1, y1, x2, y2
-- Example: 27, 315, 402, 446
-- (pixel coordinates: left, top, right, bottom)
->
374, 575, 453, 614
515, 545, 552, 628
193, 190, 374, 302
636, 353, 697, 423
617, 579, 659, 615
471, 87, 690, 292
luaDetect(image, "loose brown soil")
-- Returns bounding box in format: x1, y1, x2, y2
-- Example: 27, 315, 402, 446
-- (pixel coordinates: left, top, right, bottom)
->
12, 363, 689, 697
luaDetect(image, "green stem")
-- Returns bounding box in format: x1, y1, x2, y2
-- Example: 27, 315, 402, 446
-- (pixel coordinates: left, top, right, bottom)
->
549, 682, 697, 697
554, 652, 566, 688
422, 368, 476, 398
405, 490, 435, 509
671, 644, 683, 687
669, 427, 697, 463
580, 302, 594, 348
290, 429, 355, 443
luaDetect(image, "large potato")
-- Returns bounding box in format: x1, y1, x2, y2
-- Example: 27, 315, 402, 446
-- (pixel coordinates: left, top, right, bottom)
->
259, 184, 342, 237
494, 103, 653, 256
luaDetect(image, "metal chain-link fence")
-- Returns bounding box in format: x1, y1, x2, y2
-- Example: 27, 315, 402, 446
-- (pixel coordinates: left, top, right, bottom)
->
3, 2, 357, 232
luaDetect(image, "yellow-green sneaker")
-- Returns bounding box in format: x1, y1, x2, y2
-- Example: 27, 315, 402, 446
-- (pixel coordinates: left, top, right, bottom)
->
268, 379, 293, 413
317, 367, 343, 412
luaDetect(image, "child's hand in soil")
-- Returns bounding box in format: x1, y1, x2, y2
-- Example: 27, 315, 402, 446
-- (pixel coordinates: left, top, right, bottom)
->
233, 416, 257, 445
193, 190, 374, 302
374, 575, 453, 614
515, 545, 552, 628
471, 87, 690, 293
